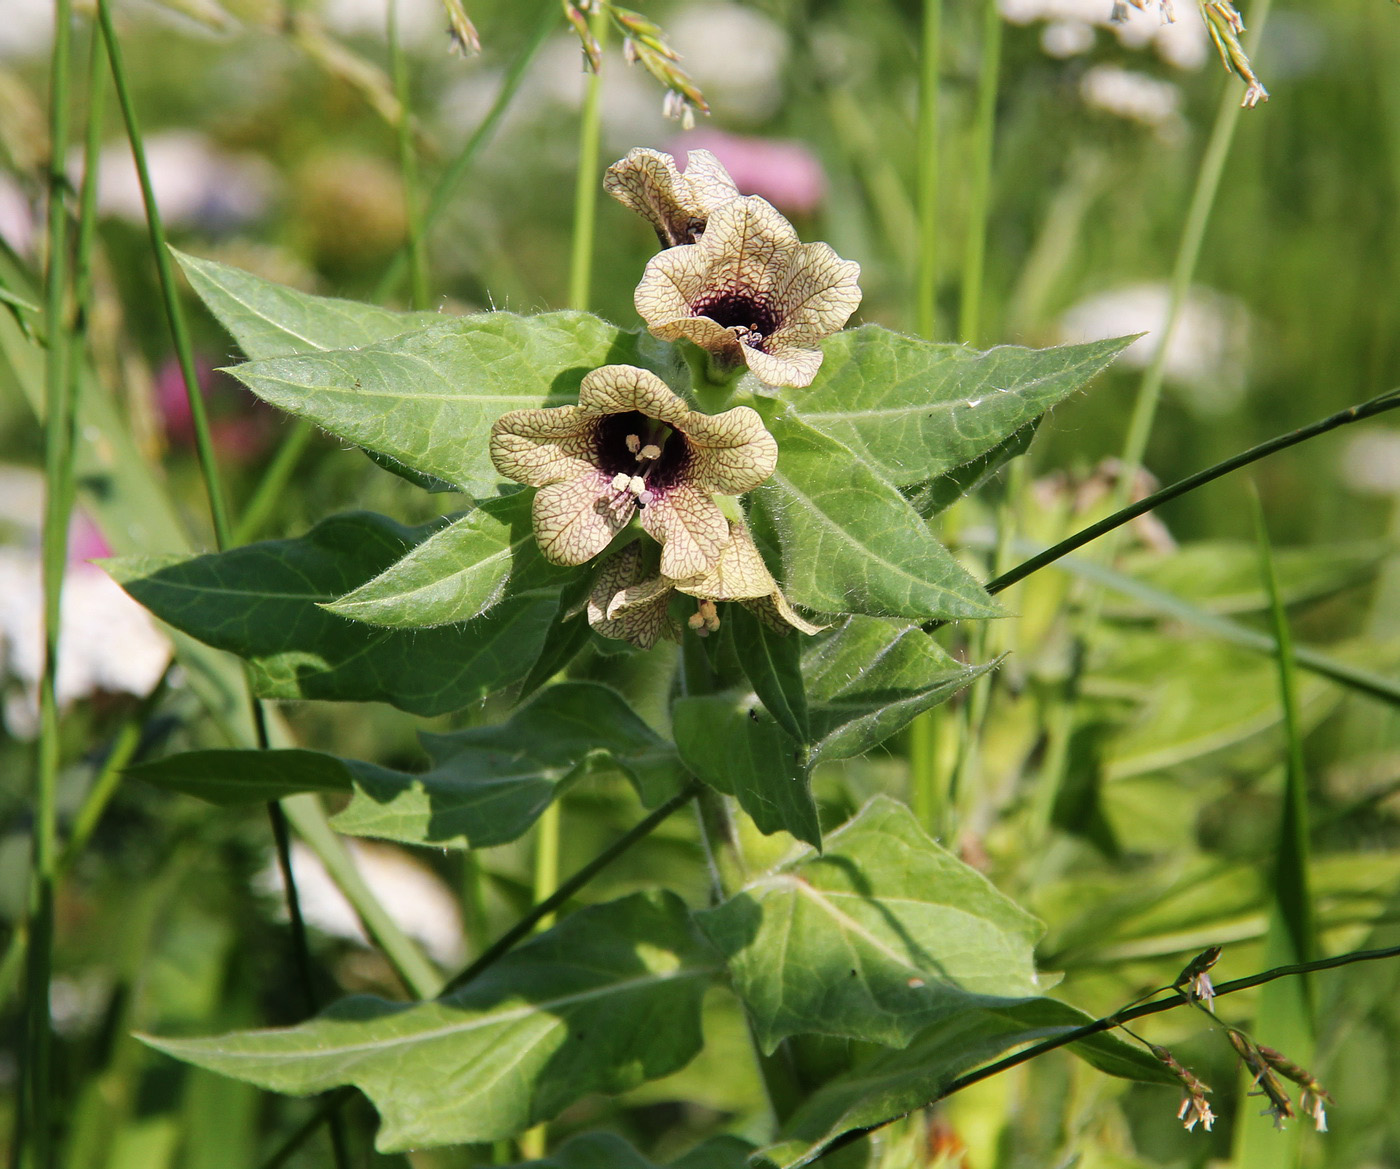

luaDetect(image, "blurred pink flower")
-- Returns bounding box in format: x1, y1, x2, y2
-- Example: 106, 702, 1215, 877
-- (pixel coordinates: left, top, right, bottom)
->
155, 355, 274, 462
670, 130, 826, 216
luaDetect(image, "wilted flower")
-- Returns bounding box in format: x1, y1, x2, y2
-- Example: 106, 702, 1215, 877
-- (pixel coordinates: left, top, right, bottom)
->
489, 364, 777, 579
585, 517, 822, 649
604, 147, 740, 248
583, 540, 681, 650
634, 195, 861, 388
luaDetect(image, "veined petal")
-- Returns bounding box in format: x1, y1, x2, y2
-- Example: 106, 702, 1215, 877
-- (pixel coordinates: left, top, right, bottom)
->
681, 406, 778, 494
489, 407, 594, 487
604, 148, 740, 248
532, 472, 634, 566
744, 590, 827, 635
671, 518, 775, 601
586, 542, 680, 648
742, 345, 824, 389
642, 315, 748, 365
577, 365, 691, 428
771, 243, 862, 346
640, 482, 729, 579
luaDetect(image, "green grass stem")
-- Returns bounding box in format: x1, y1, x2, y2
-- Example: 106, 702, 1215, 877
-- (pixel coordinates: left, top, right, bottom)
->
977, 387, 1400, 604
1117, 0, 1273, 489
567, 10, 608, 312
908, 0, 946, 838
25, 0, 76, 1156
1234, 492, 1316, 1165
231, 418, 317, 545
374, 0, 558, 303
957, 0, 1002, 347
1254, 493, 1319, 982
914, 0, 942, 338
97, 0, 230, 550
279, 794, 444, 1000
389, 0, 429, 310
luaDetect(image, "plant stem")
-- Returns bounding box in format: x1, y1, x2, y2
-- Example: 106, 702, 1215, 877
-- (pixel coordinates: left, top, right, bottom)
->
805, 943, 1400, 1166
974, 387, 1400, 605
388, 0, 429, 309
914, 0, 942, 337
567, 9, 608, 311
374, 0, 559, 302
257, 781, 704, 1168
27, 0, 76, 1158
957, 0, 1002, 347
439, 782, 703, 995
1116, 0, 1273, 494
98, 0, 231, 550
279, 794, 444, 1000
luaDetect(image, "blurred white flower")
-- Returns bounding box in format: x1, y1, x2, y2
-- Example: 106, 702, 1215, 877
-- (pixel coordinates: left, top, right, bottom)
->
1080, 64, 1182, 134
86, 131, 275, 231
0, 548, 171, 740
1338, 430, 1400, 496
0, 0, 52, 60
0, 174, 36, 256
1000, 0, 1208, 70
668, 2, 788, 123
257, 839, 466, 968
1042, 20, 1096, 57
1057, 282, 1251, 414
321, 0, 441, 47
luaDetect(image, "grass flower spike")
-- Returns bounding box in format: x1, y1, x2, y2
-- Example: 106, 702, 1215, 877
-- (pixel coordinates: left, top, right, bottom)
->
489, 364, 777, 578
604, 147, 740, 248
634, 196, 861, 388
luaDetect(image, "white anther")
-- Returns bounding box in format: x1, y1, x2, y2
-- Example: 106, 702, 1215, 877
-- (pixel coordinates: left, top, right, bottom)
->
625, 434, 641, 454
639, 443, 662, 461
611, 472, 632, 492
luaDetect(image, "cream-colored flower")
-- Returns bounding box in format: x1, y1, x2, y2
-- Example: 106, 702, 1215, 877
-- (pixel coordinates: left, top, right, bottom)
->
587, 517, 823, 649
634, 196, 861, 388
604, 147, 741, 248
489, 365, 777, 579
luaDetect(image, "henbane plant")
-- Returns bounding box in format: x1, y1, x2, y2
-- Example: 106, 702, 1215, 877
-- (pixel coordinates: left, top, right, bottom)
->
99, 146, 1389, 1168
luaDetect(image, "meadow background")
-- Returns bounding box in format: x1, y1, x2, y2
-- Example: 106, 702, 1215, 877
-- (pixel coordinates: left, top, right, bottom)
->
2, 0, 1400, 1165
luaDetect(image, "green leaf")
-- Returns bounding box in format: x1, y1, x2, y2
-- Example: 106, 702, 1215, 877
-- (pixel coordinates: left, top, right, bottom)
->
105, 512, 555, 716
762, 997, 1175, 1169
143, 892, 715, 1152
128, 748, 351, 805
503, 1134, 655, 1169
227, 312, 643, 495
728, 606, 809, 745
746, 406, 1000, 621
672, 692, 819, 848
500, 1133, 754, 1169
803, 618, 991, 764
414, 681, 684, 813
697, 797, 1043, 1053
792, 327, 1132, 487
324, 492, 560, 628
130, 683, 680, 847
902, 421, 1039, 518
1110, 539, 1388, 618
174, 249, 442, 360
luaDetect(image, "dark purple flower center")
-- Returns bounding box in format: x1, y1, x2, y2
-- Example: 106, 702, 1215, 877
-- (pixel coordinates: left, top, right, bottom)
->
692, 292, 781, 350
593, 411, 690, 495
